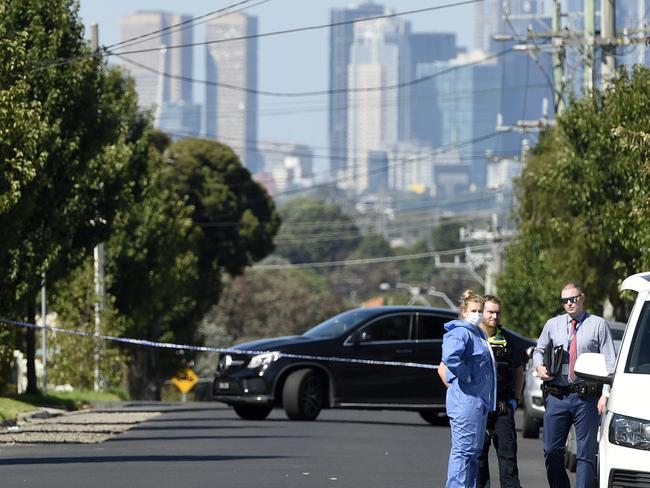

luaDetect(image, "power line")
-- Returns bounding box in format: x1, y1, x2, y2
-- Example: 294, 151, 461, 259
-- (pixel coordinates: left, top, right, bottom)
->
251, 242, 512, 270
116, 47, 513, 97
109, 0, 484, 57
108, 0, 269, 51
33, 0, 484, 72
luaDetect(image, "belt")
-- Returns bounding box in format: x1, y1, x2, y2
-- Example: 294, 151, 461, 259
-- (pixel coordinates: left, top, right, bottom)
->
543, 382, 601, 397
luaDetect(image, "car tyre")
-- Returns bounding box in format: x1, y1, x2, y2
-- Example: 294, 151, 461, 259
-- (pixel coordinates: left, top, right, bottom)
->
233, 404, 273, 420
283, 368, 324, 421
522, 408, 540, 439
418, 410, 449, 426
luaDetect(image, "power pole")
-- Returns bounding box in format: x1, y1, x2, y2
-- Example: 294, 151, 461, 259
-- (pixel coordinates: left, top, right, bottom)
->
551, 0, 566, 114
601, 0, 617, 87
584, 0, 595, 93
91, 23, 104, 392
41, 271, 47, 393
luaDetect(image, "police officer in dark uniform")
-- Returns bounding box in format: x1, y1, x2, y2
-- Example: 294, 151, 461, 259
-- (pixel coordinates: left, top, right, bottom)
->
477, 295, 524, 488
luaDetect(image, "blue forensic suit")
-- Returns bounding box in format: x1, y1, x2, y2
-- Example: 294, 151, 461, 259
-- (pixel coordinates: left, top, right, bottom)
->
443, 320, 497, 488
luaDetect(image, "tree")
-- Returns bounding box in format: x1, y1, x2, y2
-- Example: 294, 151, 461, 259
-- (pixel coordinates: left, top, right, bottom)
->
274, 197, 361, 264
197, 266, 350, 361
106, 137, 280, 399
47, 258, 127, 391
499, 66, 650, 327
0, 1, 149, 393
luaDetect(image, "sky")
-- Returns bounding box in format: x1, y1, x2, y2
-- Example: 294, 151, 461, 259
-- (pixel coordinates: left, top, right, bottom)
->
78, 0, 476, 156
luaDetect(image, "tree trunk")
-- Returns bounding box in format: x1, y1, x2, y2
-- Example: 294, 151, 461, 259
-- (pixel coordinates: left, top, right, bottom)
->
127, 348, 163, 400
25, 299, 39, 395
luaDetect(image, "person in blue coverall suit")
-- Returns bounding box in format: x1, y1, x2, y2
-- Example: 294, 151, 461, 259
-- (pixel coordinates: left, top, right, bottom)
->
442, 290, 497, 488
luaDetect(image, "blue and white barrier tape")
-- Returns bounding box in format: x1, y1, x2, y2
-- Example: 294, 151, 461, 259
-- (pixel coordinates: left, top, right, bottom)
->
0, 318, 438, 370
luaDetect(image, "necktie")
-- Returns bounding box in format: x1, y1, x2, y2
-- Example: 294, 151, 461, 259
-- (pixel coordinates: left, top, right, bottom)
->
569, 318, 578, 381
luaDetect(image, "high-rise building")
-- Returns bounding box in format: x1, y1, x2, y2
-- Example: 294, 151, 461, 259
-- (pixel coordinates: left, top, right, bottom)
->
408, 32, 461, 148
346, 16, 411, 193
329, 2, 385, 180
428, 50, 501, 189
205, 13, 260, 172
120, 11, 193, 109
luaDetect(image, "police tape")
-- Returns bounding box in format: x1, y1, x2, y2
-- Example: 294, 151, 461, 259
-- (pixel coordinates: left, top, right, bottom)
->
0, 318, 439, 370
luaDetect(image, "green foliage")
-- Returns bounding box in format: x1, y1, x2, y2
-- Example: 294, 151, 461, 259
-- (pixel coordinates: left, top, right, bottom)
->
198, 267, 351, 353
0, 0, 149, 392
106, 137, 279, 399
431, 217, 462, 251
500, 66, 650, 324
47, 259, 127, 390
274, 197, 361, 264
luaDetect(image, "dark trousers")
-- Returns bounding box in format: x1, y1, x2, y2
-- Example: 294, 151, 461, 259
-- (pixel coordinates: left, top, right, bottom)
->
477, 404, 521, 488
543, 392, 599, 488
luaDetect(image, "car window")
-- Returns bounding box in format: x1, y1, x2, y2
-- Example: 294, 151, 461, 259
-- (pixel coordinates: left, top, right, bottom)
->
303, 309, 377, 338
625, 301, 650, 374
417, 314, 447, 340
357, 314, 412, 342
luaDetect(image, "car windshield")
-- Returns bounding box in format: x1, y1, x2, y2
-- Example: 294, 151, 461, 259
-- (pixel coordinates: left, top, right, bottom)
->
625, 301, 650, 374
303, 309, 377, 338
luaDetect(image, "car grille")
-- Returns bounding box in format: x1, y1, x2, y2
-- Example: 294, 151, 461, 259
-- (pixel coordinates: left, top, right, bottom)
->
609, 469, 650, 487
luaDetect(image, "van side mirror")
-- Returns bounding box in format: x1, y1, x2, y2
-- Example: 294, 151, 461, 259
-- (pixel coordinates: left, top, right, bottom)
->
575, 353, 614, 385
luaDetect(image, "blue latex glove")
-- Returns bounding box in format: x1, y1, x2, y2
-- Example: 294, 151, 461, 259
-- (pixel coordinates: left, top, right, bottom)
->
509, 399, 518, 411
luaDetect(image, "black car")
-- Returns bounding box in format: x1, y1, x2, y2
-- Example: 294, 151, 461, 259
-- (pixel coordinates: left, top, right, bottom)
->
212, 306, 535, 423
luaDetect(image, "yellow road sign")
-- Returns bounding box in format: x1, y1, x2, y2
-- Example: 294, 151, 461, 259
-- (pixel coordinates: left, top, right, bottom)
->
171, 368, 199, 394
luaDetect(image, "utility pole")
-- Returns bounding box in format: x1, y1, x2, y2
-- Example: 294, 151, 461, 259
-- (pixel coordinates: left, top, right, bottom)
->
584, 0, 595, 93
551, 0, 566, 114
41, 271, 47, 393
601, 0, 617, 87
91, 23, 104, 392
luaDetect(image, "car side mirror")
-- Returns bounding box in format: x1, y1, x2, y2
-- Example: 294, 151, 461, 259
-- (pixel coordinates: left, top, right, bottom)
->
575, 352, 613, 385
526, 346, 535, 360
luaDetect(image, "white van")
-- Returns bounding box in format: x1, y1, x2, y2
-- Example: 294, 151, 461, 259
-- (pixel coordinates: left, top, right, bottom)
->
575, 272, 650, 487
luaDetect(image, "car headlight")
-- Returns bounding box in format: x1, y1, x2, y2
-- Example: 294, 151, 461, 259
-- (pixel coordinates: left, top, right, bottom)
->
609, 413, 650, 450
247, 351, 281, 369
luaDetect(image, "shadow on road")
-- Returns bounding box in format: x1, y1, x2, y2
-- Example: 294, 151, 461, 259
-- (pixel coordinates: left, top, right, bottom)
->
0, 454, 294, 466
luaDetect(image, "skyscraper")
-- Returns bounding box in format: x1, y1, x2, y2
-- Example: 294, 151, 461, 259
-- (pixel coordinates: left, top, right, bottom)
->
346, 16, 411, 193
329, 2, 385, 180
120, 11, 193, 109
205, 13, 260, 172
428, 50, 501, 189
408, 32, 460, 148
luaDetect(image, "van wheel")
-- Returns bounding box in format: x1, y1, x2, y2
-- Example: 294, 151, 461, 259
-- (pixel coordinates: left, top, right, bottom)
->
233, 404, 272, 420
283, 369, 324, 420
522, 408, 540, 439
418, 410, 449, 426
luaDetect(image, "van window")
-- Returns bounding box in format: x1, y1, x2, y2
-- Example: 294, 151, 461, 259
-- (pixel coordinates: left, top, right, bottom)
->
625, 301, 650, 374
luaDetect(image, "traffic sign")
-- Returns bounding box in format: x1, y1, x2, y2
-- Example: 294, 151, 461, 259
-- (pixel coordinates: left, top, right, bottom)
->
171, 368, 199, 394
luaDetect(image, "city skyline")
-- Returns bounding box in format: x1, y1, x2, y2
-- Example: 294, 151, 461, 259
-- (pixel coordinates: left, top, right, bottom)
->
79, 0, 476, 177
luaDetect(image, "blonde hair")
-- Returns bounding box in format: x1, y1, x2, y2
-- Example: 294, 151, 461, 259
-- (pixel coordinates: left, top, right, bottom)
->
458, 289, 484, 317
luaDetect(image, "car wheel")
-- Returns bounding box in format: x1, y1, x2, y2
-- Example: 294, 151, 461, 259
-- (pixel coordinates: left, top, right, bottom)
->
418, 410, 449, 426
233, 404, 273, 420
283, 368, 324, 421
522, 407, 540, 439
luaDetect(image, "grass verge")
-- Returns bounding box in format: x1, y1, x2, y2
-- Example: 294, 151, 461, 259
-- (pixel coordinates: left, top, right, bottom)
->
0, 389, 128, 423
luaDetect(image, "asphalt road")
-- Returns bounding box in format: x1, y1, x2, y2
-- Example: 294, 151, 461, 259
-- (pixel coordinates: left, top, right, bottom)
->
0, 402, 568, 488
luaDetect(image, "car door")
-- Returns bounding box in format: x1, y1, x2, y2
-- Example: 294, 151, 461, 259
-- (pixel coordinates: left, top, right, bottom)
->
410, 312, 451, 405
333, 312, 416, 405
